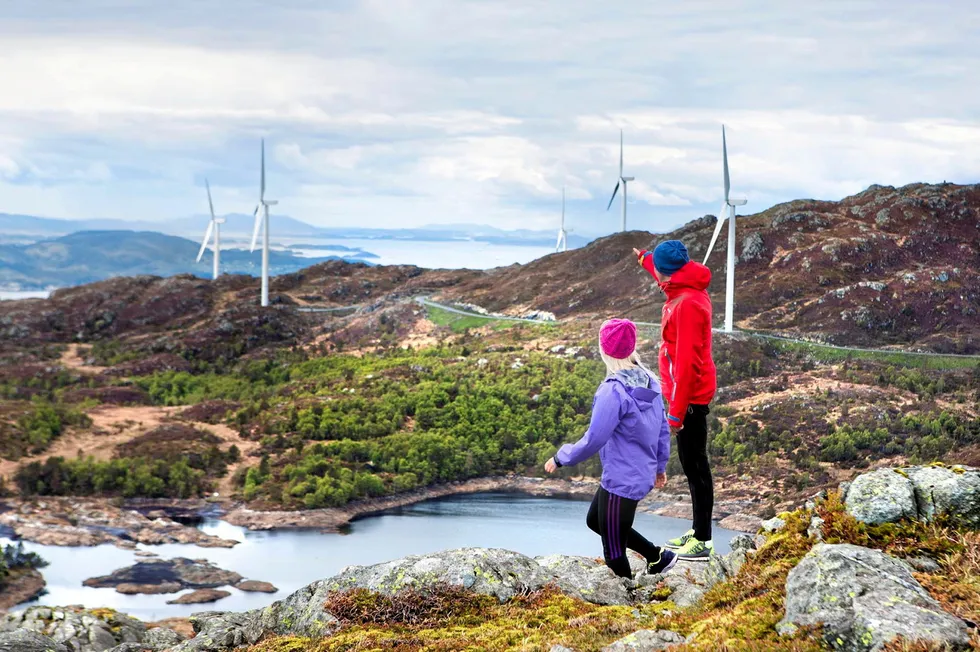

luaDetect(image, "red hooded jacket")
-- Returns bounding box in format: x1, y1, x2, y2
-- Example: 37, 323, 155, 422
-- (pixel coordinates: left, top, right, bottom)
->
638, 252, 717, 426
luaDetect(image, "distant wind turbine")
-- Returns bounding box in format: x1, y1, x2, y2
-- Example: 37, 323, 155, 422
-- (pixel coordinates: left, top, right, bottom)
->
555, 187, 571, 253
250, 139, 278, 307
702, 124, 747, 333
195, 179, 225, 280
606, 129, 635, 232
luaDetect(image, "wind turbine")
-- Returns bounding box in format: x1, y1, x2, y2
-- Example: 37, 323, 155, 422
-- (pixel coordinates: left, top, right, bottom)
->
250, 139, 278, 307
195, 179, 225, 280
702, 124, 747, 333
606, 129, 635, 232
555, 187, 571, 253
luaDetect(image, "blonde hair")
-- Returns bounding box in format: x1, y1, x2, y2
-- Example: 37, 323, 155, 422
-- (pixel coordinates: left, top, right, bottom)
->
601, 349, 642, 374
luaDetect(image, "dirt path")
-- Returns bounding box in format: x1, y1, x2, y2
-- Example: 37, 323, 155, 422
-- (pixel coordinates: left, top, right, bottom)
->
202, 421, 262, 498
0, 404, 260, 498
58, 344, 108, 375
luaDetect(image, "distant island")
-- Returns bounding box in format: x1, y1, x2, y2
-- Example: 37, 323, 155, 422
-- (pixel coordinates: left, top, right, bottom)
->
0, 213, 592, 249
0, 230, 376, 291
284, 243, 380, 259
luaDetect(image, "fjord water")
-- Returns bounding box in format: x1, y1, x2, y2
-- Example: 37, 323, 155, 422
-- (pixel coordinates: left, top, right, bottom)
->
6, 493, 737, 621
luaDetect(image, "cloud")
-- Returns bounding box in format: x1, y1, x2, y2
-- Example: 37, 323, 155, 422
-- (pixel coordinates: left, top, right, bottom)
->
0, 1, 978, 235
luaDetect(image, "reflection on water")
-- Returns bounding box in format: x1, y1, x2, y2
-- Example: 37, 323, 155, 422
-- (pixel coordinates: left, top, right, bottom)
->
4, 493, 736, 621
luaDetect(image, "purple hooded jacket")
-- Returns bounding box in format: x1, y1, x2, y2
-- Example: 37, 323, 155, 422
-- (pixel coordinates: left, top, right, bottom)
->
555, 367, 670, 501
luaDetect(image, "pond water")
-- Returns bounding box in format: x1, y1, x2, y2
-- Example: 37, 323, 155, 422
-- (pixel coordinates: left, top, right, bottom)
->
4, 493, 737, 621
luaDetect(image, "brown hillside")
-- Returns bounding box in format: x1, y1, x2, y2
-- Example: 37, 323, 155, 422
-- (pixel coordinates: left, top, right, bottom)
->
439, 182, 980, 353
1, 182, 977, 354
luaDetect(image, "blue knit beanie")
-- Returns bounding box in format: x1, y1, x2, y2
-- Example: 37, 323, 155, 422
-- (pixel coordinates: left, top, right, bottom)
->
653, 240, 690, 276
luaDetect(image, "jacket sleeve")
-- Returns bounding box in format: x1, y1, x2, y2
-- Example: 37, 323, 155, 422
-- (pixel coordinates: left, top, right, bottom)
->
656, 403, 671, 475
638, 250, 658, 281
666, 299, 707, 427
555, 382, 623, 467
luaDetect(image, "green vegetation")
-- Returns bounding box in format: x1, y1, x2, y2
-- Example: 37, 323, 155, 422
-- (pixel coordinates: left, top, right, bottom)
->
0, 397, 91, 460
15, 456, 212, 499
760, 334, 980, 371
424, 304, 507, 332
238, 349, 600, 508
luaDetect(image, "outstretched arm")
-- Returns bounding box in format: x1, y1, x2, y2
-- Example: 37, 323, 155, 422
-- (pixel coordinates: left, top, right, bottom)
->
553, 382, 623, 468
633, 248, 658, 281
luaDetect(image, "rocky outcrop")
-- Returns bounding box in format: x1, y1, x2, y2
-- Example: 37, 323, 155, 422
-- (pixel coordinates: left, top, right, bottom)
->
83, 558, 244, 594
0, 629, 70, 652
778, 543, 969, 651
327, 548, 554, 603
0, 607, 146, 652
167, 589, 231, 605
844, 465, 980, 527
601, 629, 685, 651
844, 468, 917, 525
140, 627, 185, 650
534, 555, 642, 606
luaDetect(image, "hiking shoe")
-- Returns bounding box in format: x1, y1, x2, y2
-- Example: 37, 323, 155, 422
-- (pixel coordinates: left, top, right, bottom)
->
647, 549, 678, 575
675, 538, 713, 560
664, 529, 695, 550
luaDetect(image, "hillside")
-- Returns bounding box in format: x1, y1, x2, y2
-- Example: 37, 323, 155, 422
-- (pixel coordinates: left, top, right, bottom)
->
436, 182, 980, 353
0, 230, 369, 290
0, 182, 978, 516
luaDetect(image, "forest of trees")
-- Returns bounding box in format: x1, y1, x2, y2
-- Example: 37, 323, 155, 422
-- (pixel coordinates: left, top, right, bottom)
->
7, 330, 980, 507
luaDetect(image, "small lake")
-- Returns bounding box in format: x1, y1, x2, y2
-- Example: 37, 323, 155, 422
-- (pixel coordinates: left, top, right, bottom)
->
4, 493, 737, 621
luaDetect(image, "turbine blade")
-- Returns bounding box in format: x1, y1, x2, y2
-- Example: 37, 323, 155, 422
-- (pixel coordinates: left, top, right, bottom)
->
722, 124, 731, 203
561, 186, 565, 228
606, 181, 620, 211
250, 205, 262, 252
205, 178, 216, 220
703, 206, 728, 264
197, 220, 214, 263
556, 231, 563, 252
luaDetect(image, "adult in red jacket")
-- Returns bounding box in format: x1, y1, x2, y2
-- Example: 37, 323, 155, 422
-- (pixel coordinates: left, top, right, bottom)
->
633, 240, 717, 559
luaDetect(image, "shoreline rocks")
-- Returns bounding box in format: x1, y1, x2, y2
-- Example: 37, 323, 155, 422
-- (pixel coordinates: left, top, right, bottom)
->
0, 569, 46, 613
0, 497, 237, 549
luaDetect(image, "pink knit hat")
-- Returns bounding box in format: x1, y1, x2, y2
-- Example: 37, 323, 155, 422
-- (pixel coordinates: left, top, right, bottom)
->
599, 319, 637, 359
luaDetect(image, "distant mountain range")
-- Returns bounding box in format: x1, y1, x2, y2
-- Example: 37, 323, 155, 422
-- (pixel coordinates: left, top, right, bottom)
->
0, 213, 592, 249
0, 231, 371, 290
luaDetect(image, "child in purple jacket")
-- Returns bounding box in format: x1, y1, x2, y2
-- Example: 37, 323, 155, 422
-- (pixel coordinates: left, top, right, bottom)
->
545, 319, 677, 578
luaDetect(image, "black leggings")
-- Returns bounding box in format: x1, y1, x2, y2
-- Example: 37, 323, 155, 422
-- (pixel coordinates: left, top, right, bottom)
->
677, 404, 713, 541
586, 486, 661, 578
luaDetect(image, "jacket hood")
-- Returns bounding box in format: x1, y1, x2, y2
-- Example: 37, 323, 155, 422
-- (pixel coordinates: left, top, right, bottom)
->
661, 260, 712, 295
609, 366, 662, 410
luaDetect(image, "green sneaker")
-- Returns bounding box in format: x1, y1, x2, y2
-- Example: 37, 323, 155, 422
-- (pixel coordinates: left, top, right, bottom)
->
664, 529, 695, 550
675, 538, 713, 560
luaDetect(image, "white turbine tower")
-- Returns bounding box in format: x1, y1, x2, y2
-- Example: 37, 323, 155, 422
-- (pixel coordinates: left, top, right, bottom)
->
605, 129, 635, 232
250, 139, 278, 307
195, 179, 225, 280
555, 187, 570, 253
702, 124, 747, 333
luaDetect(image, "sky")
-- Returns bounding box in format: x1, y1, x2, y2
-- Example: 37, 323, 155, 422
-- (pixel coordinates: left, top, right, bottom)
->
0, 1, 979, 237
